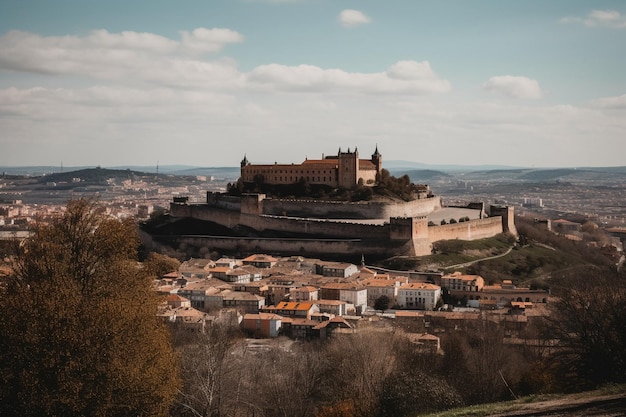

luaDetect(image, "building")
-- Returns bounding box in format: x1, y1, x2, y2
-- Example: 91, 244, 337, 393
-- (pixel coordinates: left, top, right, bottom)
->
291, 285, 319, 302
263, 301, 319, 320
319, 282, 368, 313
242, 254, 279, 269
316, 262, 359, 278
397, 283, 441, 310
240, 146, 383, 189
360, 275, 406, 306
441, 272, 485, 293
242, 313, 283, 338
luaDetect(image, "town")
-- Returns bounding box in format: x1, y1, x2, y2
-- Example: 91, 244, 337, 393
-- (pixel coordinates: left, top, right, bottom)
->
1, 157, 625, 417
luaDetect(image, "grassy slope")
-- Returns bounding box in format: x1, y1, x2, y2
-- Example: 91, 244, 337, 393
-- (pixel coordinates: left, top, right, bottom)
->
419, 384, 626, 417
377, 234, 588, 286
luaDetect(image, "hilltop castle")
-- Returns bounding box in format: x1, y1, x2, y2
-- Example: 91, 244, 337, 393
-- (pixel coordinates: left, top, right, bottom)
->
152, 146, 517, 260
240, 146, 383, 189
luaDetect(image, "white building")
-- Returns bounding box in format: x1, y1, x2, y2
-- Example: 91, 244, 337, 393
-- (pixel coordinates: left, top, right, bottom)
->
397, 283, 441, 311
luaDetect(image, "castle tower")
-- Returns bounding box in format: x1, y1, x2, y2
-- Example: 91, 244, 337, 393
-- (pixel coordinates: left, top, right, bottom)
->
338, 147, 359, 189
371, 145, 382, 176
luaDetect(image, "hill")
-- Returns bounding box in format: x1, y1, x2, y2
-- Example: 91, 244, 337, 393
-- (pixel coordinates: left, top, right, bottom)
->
421, 384, 626, 417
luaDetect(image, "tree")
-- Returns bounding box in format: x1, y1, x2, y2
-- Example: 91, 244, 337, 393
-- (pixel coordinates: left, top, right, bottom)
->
374, 295, 391, 311
0, 199, 180, 417
144, 252, 181, 278
547, 267, 626, 390
173, 321, 246, 417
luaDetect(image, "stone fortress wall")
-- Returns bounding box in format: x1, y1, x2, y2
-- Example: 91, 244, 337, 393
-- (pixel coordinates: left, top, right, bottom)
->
166, 193, 513, 258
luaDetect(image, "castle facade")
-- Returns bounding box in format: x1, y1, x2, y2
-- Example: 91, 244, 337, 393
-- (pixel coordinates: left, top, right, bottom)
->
240, 146, 383, 189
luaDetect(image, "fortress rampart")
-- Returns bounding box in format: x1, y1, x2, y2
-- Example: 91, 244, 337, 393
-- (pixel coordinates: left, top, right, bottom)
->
166, 194, 514, 258
260, 195, 441, 219
427, 217, 504, 242
207, 191, 442, 220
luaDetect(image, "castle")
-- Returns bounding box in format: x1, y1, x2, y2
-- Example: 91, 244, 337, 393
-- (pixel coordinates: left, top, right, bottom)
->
150, 147, 517, 260
240, 146, 382, 189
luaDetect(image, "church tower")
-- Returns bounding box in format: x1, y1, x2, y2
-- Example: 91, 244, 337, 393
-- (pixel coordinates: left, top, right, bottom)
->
371, 145, 382, 176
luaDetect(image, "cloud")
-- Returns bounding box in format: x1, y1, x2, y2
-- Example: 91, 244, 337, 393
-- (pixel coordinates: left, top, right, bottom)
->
591, 93, 626, 109
482, 75, 543, 100
247, 60, 451, 94
0, 29, 246, 88
179, 28, 244, 54
560, 9, 626, 29
339, 9, 372, 28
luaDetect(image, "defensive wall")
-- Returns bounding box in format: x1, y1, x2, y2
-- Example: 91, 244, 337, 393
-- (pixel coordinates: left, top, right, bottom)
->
141, 233, 412, 260
259, 195, 442, 219
165, 193, 515, 258
427, 217, 504, 242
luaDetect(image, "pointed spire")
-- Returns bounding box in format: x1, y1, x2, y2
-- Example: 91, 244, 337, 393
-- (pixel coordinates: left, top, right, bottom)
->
240, 154, 249, 168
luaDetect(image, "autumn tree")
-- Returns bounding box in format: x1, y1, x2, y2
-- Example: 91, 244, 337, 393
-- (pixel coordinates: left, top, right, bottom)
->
0, 199, 180, 417
144, 251, 181, 278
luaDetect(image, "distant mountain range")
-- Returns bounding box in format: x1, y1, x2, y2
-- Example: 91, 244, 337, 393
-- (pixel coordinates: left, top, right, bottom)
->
2, 162, 625, 184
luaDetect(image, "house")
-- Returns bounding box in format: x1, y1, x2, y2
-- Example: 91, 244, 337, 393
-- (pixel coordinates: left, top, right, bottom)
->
360, 276, 406, 306
281, 317, 327, 340
214, 257, 240, 269
319, 282, 368, 313
263, 301, 319, 320
232, 282, 269, 296
397, 283, 441, 310
291, 285, 319, 302
314, 299, 351, 316
164, 294, 191, 308
225, 269, 252, 284
179, 258, 215, 279
242, 313, 283, 338
242, 254, 279, 269
441, 272, 485, 293
157, 304, 213, 332
222, 291, 266, 313
316, 261, 359, 278
177, 280, 225, 310
210, 267, 253, 284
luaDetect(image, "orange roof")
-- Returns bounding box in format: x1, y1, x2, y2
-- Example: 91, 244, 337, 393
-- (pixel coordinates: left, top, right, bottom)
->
301, 159, 339, 165
275, 301, 315, 311
242, 254, 278, 262
399, 283, 440, 290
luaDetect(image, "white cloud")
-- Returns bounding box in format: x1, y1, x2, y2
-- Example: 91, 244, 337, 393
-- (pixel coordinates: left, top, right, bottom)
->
560, 9, 626, 29
339, 9, 372, 28
482, 75, 543, 100
247, 60, 451, 94
591, 93, 626, 109
179, 28, 244, 54
0, 28, 243, 75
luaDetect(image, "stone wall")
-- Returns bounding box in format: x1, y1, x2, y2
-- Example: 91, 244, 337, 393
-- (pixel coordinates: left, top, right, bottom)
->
168, 198, 511, 258
239, 213, 389, 239
261, 195, 441, 219
148, 234, 410, 259
427, 217, 504, 242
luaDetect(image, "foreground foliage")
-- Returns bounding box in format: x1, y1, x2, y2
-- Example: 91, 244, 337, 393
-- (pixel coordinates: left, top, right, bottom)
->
0, 199, 180, 417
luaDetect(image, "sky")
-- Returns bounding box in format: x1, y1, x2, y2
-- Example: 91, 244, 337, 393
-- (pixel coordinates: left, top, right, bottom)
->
0, 0, 625, 169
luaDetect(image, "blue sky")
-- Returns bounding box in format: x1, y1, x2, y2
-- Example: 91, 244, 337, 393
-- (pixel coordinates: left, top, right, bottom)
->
0, 0, 624, 168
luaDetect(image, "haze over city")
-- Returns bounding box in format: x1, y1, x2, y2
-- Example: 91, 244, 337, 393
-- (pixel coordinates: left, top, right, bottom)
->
1, 0, 625, 168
